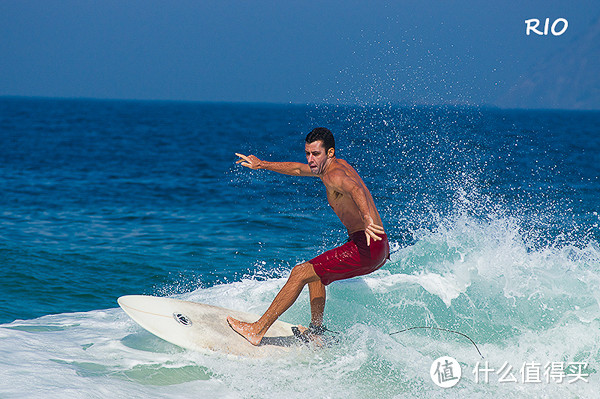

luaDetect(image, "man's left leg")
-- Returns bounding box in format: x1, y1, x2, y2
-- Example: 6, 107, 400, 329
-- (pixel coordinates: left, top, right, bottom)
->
227, 261, 321, 346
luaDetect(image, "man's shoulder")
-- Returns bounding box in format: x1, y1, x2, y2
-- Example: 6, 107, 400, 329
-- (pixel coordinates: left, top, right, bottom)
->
326, 160, 349, 176
325, 160, 359, 186
333, 159, 359, 176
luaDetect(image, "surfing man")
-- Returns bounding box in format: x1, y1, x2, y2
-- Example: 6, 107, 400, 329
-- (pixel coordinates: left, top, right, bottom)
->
227, 127, 389, 345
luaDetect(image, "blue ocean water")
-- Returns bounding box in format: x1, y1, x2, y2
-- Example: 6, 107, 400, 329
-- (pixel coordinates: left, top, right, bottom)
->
1, 97, 599, 397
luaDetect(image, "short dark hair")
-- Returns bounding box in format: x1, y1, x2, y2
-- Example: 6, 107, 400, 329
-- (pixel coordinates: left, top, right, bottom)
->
305, 127, 335, 152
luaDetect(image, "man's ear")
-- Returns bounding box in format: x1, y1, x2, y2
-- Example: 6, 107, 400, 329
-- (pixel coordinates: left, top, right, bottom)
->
328, 148, 335, 158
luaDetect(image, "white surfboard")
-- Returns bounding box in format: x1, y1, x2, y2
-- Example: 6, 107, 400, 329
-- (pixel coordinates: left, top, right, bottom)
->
118, 295, 300, 357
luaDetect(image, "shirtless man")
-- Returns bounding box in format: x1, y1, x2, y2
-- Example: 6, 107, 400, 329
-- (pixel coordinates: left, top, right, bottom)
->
227, 127, 389, 345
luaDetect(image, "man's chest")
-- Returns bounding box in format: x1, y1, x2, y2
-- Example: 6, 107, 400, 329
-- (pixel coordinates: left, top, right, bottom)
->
326, 188, 345, 208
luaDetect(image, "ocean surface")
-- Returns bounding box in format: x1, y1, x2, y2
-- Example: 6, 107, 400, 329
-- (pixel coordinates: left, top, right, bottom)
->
1, 97, 599, 398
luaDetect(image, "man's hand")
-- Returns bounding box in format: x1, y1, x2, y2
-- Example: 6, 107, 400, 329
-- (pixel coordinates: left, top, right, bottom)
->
364, 215, 385, 246
235, 153, 262, 170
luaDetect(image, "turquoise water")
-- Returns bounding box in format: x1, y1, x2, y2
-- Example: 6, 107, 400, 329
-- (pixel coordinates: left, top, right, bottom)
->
1, 97, 599, 397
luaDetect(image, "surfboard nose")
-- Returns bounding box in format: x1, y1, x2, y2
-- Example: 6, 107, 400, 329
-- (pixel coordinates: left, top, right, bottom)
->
117, 295, 299, 357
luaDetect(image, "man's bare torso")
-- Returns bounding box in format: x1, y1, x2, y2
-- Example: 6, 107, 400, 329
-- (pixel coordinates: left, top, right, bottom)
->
320, 158, 383, 235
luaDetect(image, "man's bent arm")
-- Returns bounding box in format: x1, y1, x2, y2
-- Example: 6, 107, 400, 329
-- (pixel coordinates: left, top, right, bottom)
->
334, 171, 385, 243
347, 183, 385, 244
348, 184, 376, 225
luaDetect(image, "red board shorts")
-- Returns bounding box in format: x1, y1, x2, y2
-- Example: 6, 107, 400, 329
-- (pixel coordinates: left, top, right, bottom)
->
310, 231, 390, 286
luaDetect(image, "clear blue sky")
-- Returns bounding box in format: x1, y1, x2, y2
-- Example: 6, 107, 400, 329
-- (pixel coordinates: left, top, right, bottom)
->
1, 0, 598, 108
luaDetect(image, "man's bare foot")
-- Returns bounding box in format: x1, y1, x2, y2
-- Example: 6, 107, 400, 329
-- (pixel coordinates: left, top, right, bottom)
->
226, 316, 264, 346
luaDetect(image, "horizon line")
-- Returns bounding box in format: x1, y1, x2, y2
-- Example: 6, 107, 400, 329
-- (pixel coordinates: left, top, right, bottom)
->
1, 95, 598, 112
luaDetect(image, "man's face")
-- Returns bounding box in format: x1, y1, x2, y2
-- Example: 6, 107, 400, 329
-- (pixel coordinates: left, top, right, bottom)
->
305, 140, 330, 175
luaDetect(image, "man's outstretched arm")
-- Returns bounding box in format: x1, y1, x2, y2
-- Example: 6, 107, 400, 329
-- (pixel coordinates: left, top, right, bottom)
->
235, 153, 315, 177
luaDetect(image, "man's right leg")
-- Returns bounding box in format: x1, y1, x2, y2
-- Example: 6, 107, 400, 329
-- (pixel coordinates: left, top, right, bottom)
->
308, 280, 326, 327
227, 261, 321, 346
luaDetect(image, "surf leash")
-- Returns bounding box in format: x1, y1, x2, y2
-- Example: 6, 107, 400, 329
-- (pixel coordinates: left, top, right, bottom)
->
389, 326, 484, 359
305, 323, 483, 358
